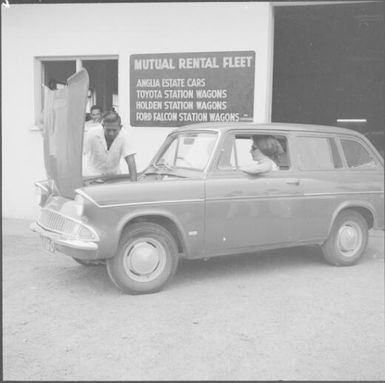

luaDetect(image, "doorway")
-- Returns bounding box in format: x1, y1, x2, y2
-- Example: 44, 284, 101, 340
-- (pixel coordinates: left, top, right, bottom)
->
272, 2, 384, 150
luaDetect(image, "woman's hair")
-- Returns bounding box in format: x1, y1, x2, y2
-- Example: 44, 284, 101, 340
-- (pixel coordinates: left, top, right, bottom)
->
253, 135, 284, 163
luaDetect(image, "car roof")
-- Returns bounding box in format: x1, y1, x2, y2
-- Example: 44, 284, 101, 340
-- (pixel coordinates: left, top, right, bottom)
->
175, 122, 365, 137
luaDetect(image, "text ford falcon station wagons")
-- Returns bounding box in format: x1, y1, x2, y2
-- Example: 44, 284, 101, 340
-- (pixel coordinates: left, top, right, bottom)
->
31, 70, 384, 294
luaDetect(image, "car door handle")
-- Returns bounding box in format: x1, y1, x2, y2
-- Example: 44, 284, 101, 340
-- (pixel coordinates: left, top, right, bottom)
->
286, 179, 301, 186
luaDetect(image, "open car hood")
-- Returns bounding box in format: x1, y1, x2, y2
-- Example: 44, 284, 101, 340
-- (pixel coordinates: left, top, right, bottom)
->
43, 69, 89, 199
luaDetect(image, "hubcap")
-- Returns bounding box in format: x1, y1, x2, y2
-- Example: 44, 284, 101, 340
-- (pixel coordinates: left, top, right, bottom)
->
123, 238, 166, 282
337, 221, 362, 257
130, 242, 160, 274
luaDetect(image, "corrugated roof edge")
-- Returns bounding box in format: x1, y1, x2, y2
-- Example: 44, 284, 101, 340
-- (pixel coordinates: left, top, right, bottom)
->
175, 122, 364, 136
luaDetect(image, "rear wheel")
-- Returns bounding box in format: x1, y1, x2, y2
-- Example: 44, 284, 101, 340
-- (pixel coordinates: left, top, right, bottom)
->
321, 210, 368, 266
106, 222, 179, 294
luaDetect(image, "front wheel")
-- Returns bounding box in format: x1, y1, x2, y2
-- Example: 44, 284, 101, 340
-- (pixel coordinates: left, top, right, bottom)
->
106, 222, 179, 294
321, 210, 368, 266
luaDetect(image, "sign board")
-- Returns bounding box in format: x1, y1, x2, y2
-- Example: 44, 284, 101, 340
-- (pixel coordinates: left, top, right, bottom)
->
130, 51, 255, 127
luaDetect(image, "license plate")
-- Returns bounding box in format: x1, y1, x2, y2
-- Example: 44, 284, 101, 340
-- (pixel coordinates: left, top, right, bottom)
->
41, 236, 55, 254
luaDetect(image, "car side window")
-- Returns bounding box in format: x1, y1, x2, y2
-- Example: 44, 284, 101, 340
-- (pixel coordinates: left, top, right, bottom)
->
296, 136, 340, 170
340, 139, 377, 169
218, 133, 290, 170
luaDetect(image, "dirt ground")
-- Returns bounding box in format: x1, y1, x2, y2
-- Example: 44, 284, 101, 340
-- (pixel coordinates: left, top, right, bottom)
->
2, 218, 384, 381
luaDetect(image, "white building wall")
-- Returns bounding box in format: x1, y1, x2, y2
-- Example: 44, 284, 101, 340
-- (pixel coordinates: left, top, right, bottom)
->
2, 2, 273, 219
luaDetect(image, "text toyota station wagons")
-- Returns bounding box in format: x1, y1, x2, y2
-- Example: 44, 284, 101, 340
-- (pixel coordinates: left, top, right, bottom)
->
31, 70, 384, 294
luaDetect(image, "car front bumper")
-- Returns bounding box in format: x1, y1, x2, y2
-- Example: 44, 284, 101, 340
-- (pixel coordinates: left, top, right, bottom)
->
30, 222, 99, 259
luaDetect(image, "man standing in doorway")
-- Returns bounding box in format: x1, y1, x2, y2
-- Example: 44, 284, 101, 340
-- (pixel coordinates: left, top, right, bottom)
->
83, 111, 137, 181
85, 104, 103, 132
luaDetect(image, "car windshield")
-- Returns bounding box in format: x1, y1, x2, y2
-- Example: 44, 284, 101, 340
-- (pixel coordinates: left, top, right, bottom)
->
155, 131, 218, 171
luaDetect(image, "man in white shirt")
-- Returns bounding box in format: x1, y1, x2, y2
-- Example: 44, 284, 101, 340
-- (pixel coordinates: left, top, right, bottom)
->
83, 111, 137, 181
85, 105, 103, 132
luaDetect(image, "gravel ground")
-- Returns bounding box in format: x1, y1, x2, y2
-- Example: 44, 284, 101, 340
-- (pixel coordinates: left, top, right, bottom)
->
2, 218, 384, 381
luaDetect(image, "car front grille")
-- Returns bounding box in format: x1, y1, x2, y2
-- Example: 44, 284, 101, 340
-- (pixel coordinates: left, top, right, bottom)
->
38, 209, 96, 240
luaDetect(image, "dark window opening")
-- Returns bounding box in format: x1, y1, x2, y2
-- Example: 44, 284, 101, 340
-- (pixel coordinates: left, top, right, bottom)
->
43, 60, 76, 90
82, 60, 118, 119
38, 58, 118, 125
272, 2, 384, 150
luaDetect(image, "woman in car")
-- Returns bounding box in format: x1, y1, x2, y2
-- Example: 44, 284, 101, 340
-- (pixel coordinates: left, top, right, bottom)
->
241, 135, 283, 174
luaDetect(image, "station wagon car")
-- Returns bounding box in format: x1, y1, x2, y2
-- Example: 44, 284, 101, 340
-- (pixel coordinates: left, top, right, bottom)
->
31, 70, 384, 294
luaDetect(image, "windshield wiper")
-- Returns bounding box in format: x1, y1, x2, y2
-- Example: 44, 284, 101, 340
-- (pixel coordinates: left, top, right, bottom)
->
154, 162, 174, 172
144, 162, 174, 174
140, 162, 172, 178
140, 161, 186, 179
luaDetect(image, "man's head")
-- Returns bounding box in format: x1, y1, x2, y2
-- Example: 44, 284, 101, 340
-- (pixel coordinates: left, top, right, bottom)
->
102, 111, 122, 143
90, 105, 103, 123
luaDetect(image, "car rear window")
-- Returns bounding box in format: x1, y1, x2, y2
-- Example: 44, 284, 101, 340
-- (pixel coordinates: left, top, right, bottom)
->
340, 139, 378, 169
296, 136, 341, 170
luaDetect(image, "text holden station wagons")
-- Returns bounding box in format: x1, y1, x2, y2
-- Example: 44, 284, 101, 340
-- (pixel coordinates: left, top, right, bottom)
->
31, 70, 384, 294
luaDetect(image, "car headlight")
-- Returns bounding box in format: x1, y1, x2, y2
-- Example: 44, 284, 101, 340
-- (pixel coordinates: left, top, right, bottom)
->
35, 183, 49, 206
74, 194, 85, 216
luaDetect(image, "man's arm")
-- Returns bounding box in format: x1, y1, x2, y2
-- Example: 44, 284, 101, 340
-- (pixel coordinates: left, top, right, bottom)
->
125, 154, 137, 181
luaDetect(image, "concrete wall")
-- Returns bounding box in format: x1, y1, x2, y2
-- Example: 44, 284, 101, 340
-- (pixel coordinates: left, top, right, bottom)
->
2, 2, 273, 219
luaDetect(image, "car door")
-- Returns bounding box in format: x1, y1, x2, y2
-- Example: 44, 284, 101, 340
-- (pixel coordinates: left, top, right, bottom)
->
204, 130, 305, 256
290, 133, 346, 242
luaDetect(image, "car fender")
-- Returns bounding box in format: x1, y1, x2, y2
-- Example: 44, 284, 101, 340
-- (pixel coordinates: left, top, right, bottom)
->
327, 199, 378, 238
116, 207, 196, 258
